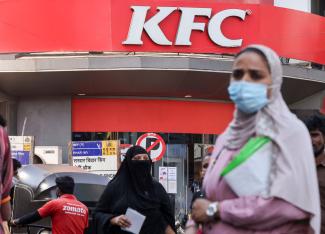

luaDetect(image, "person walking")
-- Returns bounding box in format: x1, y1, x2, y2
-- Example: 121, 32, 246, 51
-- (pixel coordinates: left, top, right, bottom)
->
187, 45, 320, 234
186, 147, 213, 234
11, 176, 88, 234
190, 146, 213, 206
93, 145, 175, 234
0, 115, 13, 234
304, 114, 325, 233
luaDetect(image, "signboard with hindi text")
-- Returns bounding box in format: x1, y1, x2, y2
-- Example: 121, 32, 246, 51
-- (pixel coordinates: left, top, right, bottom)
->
9, 136, 34, 165
71, 140, 119, 180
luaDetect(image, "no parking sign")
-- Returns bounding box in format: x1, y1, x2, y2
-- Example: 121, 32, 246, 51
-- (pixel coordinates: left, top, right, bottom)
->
136, 133, 166, 162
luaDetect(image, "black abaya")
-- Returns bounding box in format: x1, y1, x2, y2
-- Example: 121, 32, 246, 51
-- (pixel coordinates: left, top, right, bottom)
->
93, 146, 175, 234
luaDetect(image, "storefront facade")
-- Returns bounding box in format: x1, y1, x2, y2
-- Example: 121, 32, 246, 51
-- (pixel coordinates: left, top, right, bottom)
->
0, 0, 325, 218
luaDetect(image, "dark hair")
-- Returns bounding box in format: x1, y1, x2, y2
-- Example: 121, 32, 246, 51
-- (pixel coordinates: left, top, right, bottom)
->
235, 47, 271, 73
304, 114, 325, 135
55, 176, 75, 194
0, 115, 7, 128
13, 158, 22, 171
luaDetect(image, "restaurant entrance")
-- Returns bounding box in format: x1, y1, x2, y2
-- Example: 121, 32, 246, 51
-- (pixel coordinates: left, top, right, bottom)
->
72, 132, 217, 220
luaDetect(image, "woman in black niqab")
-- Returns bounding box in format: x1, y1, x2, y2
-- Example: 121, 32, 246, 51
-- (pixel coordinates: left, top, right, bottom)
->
93, 145, 176, 234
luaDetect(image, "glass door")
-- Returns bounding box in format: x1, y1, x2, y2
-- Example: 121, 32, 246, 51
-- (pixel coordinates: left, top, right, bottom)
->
153, 144, 188, 221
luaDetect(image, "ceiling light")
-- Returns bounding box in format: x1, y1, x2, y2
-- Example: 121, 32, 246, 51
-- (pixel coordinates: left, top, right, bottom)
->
77, 93, 86, 96
184, 95, 192, 98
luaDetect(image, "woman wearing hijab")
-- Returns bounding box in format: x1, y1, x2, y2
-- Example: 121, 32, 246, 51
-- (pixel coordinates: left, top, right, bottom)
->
186, 45, 320, 234
93, 145, 176, 234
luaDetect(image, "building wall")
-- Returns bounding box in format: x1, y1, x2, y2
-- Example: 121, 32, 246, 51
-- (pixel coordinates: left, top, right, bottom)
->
17, 97, 71, 162
275, 0, 311, 12
289, 90, 324, 110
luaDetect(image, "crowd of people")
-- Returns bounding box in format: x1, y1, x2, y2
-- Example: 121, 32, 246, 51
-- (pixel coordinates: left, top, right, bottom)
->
1, 45, 325, 234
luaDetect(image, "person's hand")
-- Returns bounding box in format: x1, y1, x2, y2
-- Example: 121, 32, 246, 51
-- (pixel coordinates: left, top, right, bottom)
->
110, 215, 131, 228
192, 198, 216, 223
9, 219, 19, 227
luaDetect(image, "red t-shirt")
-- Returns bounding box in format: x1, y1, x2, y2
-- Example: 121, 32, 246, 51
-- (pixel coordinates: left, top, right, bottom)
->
38, 194, 88, 234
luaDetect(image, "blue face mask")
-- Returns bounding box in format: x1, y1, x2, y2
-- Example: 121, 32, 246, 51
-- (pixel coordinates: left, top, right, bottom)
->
228, 81, 269, 114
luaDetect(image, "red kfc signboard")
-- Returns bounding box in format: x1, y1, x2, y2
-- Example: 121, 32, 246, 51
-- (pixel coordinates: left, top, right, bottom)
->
0, 0, 324, 64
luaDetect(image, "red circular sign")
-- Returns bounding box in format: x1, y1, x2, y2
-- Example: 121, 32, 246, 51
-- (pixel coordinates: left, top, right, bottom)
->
136, 133, 166, 162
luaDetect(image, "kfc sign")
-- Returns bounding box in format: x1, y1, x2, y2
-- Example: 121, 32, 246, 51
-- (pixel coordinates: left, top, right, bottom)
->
123, 7, 249, 47
0, 1, 324, 64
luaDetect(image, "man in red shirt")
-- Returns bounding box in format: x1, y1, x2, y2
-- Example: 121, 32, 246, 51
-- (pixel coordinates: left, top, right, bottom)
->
11, 176, 88, 234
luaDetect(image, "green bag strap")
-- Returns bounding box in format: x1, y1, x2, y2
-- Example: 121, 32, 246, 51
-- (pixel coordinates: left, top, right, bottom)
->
220, 136, 271, 177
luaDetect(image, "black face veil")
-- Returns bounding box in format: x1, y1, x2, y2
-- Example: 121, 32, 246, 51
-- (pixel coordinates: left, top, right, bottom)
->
109, 145, 160, 210
124, 145, 153, 193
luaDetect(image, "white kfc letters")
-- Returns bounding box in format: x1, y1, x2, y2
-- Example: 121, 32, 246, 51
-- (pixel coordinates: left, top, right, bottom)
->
122, 6, 249, 47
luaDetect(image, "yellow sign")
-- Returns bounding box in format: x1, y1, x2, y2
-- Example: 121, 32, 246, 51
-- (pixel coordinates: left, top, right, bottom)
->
102, 140, 118, 156
23, 144, 31, 151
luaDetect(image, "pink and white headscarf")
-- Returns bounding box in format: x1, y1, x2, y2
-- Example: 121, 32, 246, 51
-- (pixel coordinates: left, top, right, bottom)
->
223, 45, 320, 233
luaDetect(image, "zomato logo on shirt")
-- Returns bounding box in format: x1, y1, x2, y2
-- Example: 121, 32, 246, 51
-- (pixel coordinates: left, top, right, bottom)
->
122, 6, 250, 47
63, 203, 87, 216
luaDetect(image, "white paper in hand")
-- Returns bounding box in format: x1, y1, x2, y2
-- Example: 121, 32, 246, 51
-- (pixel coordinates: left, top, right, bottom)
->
121, 208, 146, 234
